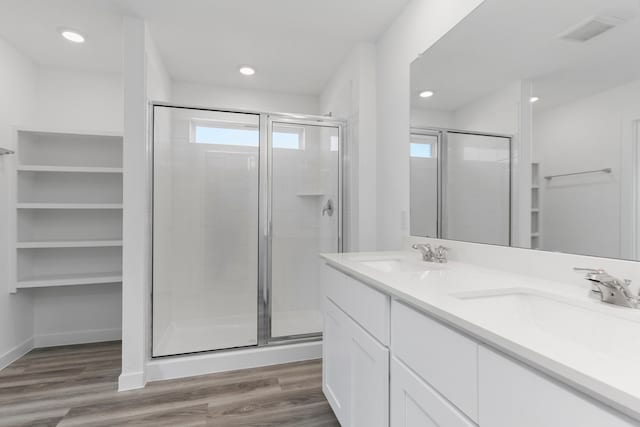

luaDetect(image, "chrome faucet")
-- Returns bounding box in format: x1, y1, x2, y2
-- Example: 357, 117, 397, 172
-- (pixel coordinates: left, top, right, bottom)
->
412, 243, 435, 262
574, 268, 637, 308
412, 244, 448, 263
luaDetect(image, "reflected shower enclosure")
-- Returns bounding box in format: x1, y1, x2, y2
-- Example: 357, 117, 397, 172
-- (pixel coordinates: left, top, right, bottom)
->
410, 128, 511, 246
152, 105, 343, 357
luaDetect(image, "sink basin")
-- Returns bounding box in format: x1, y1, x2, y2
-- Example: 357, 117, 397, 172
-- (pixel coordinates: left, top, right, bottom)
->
453, 288, 640, 359
356, 257, 434, 273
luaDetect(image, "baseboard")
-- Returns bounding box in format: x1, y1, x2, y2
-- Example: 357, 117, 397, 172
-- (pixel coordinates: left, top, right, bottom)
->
145, 341, 322, 382
34, 328, 122, 348
118, 371, 146, 391
0, 337, 34, 371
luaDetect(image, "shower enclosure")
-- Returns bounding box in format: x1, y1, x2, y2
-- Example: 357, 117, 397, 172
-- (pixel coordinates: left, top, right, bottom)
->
410, 128, 511, 245
151, 105, 343, 357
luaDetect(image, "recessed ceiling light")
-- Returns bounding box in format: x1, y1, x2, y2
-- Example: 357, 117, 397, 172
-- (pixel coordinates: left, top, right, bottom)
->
60, 29, 85, 43
530, 96, 540, 103
239, 66, 256, 76
419, 90, 435, 98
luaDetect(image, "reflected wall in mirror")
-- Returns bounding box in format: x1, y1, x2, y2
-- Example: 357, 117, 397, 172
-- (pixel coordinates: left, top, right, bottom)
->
410, 0, 640, 261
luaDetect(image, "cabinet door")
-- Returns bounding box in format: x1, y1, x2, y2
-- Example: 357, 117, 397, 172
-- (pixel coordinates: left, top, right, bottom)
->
391, 357, 476, 427
479, 346, 640, 427
323, 298, 350, 424
323, 298, 390, 427
349, 306, 389, 427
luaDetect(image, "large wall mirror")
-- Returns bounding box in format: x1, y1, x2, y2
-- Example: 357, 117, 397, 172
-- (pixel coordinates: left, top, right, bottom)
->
410, 0, 640, 261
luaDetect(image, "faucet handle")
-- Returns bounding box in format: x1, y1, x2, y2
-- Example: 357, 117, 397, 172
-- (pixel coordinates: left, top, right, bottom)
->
434, 245, 448, 263
574, 267, 605, 273
412, 243, 431, 249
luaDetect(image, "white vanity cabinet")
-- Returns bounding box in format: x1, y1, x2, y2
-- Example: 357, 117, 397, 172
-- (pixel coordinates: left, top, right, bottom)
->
478, 346, 639, 427
322, 266, 390, 427
321, 262, 640, 427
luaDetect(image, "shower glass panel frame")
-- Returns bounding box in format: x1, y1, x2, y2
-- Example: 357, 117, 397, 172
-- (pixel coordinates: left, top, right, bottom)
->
410, 127, 512, 245
150, 103, 344, 358
265, 117, 344, 345
409, 129, 441, 238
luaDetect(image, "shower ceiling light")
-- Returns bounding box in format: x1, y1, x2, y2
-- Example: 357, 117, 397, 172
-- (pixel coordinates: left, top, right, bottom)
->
530, 96, 540, 103
60, 29, 85, 43
239, 66, 256, 76
419, 90, 435, 98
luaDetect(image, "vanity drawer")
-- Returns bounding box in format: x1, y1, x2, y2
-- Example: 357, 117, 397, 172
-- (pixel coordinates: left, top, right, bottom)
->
479, 346, 639, 427
391, 356, 476, 427
391, 300, 478, 422
322, 263, 390, 345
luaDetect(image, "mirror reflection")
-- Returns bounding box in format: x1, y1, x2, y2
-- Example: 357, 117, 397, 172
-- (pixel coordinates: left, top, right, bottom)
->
410, 0, 640, 261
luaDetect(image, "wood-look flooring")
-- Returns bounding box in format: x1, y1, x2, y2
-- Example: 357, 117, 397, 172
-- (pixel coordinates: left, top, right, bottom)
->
0, 341, 339, 427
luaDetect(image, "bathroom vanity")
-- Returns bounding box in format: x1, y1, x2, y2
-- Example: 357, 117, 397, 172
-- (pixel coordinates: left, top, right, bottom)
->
320, 252, 640, 427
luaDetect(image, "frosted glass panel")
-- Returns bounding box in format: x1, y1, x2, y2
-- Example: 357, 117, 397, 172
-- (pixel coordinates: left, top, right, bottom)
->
271, 123, 340, 338
152, 107, 259, 357
410, 133, 438, 237
444, 132, 510, 245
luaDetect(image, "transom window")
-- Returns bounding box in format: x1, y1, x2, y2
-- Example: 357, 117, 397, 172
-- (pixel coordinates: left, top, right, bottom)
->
191, 120, 304, 150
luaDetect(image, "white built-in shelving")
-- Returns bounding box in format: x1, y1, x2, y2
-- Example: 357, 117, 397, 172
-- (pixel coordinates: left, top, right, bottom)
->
531, 163, 541, 249
18, 165, 123, 173
17, 203, 123, 209
11, 129, 123, 292
17, 272, 123, 289
16, 240, 123, 249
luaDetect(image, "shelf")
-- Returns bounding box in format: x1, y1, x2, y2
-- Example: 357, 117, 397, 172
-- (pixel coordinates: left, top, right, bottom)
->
531, 233, 540, 237
296, 193, 325, 197
18, 165, 123, 174
17, 203, 123, 210
16, 240, 122, 249
16, 127, 123, 138
531, 209, 540, 213
16, 272, 122, 289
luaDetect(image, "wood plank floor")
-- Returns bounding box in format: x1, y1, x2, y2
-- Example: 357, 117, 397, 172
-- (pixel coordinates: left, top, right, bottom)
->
0, 341, 339, 427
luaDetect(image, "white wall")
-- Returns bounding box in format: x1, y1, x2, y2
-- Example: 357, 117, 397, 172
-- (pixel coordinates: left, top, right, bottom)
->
320, 43, 377, 251
375, 0, 486, 250
0, 36, 37, 368
453, 82, 520, 134
35, 68, 123, 132
533, 79, 640, 259
410, 107, 454, 129
32, 285, 122, 347
121, 18, 172, 391
172, 82, 319, 115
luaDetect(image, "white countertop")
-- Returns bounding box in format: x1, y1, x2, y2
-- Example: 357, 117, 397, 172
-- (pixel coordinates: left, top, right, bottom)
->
321, 251, 640, 421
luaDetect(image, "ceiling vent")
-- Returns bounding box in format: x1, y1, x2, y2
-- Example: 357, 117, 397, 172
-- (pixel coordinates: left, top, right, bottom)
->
559, 15, 625, 42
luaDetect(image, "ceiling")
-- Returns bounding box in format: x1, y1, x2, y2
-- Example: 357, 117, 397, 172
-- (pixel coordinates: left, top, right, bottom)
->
0, 0, 409, 95
410, 0, 640, 112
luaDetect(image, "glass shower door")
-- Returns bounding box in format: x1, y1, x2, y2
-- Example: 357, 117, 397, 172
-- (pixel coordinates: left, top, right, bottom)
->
442, 131, 511, 245
268, 119, 341, 340
152, 106, 260, 357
